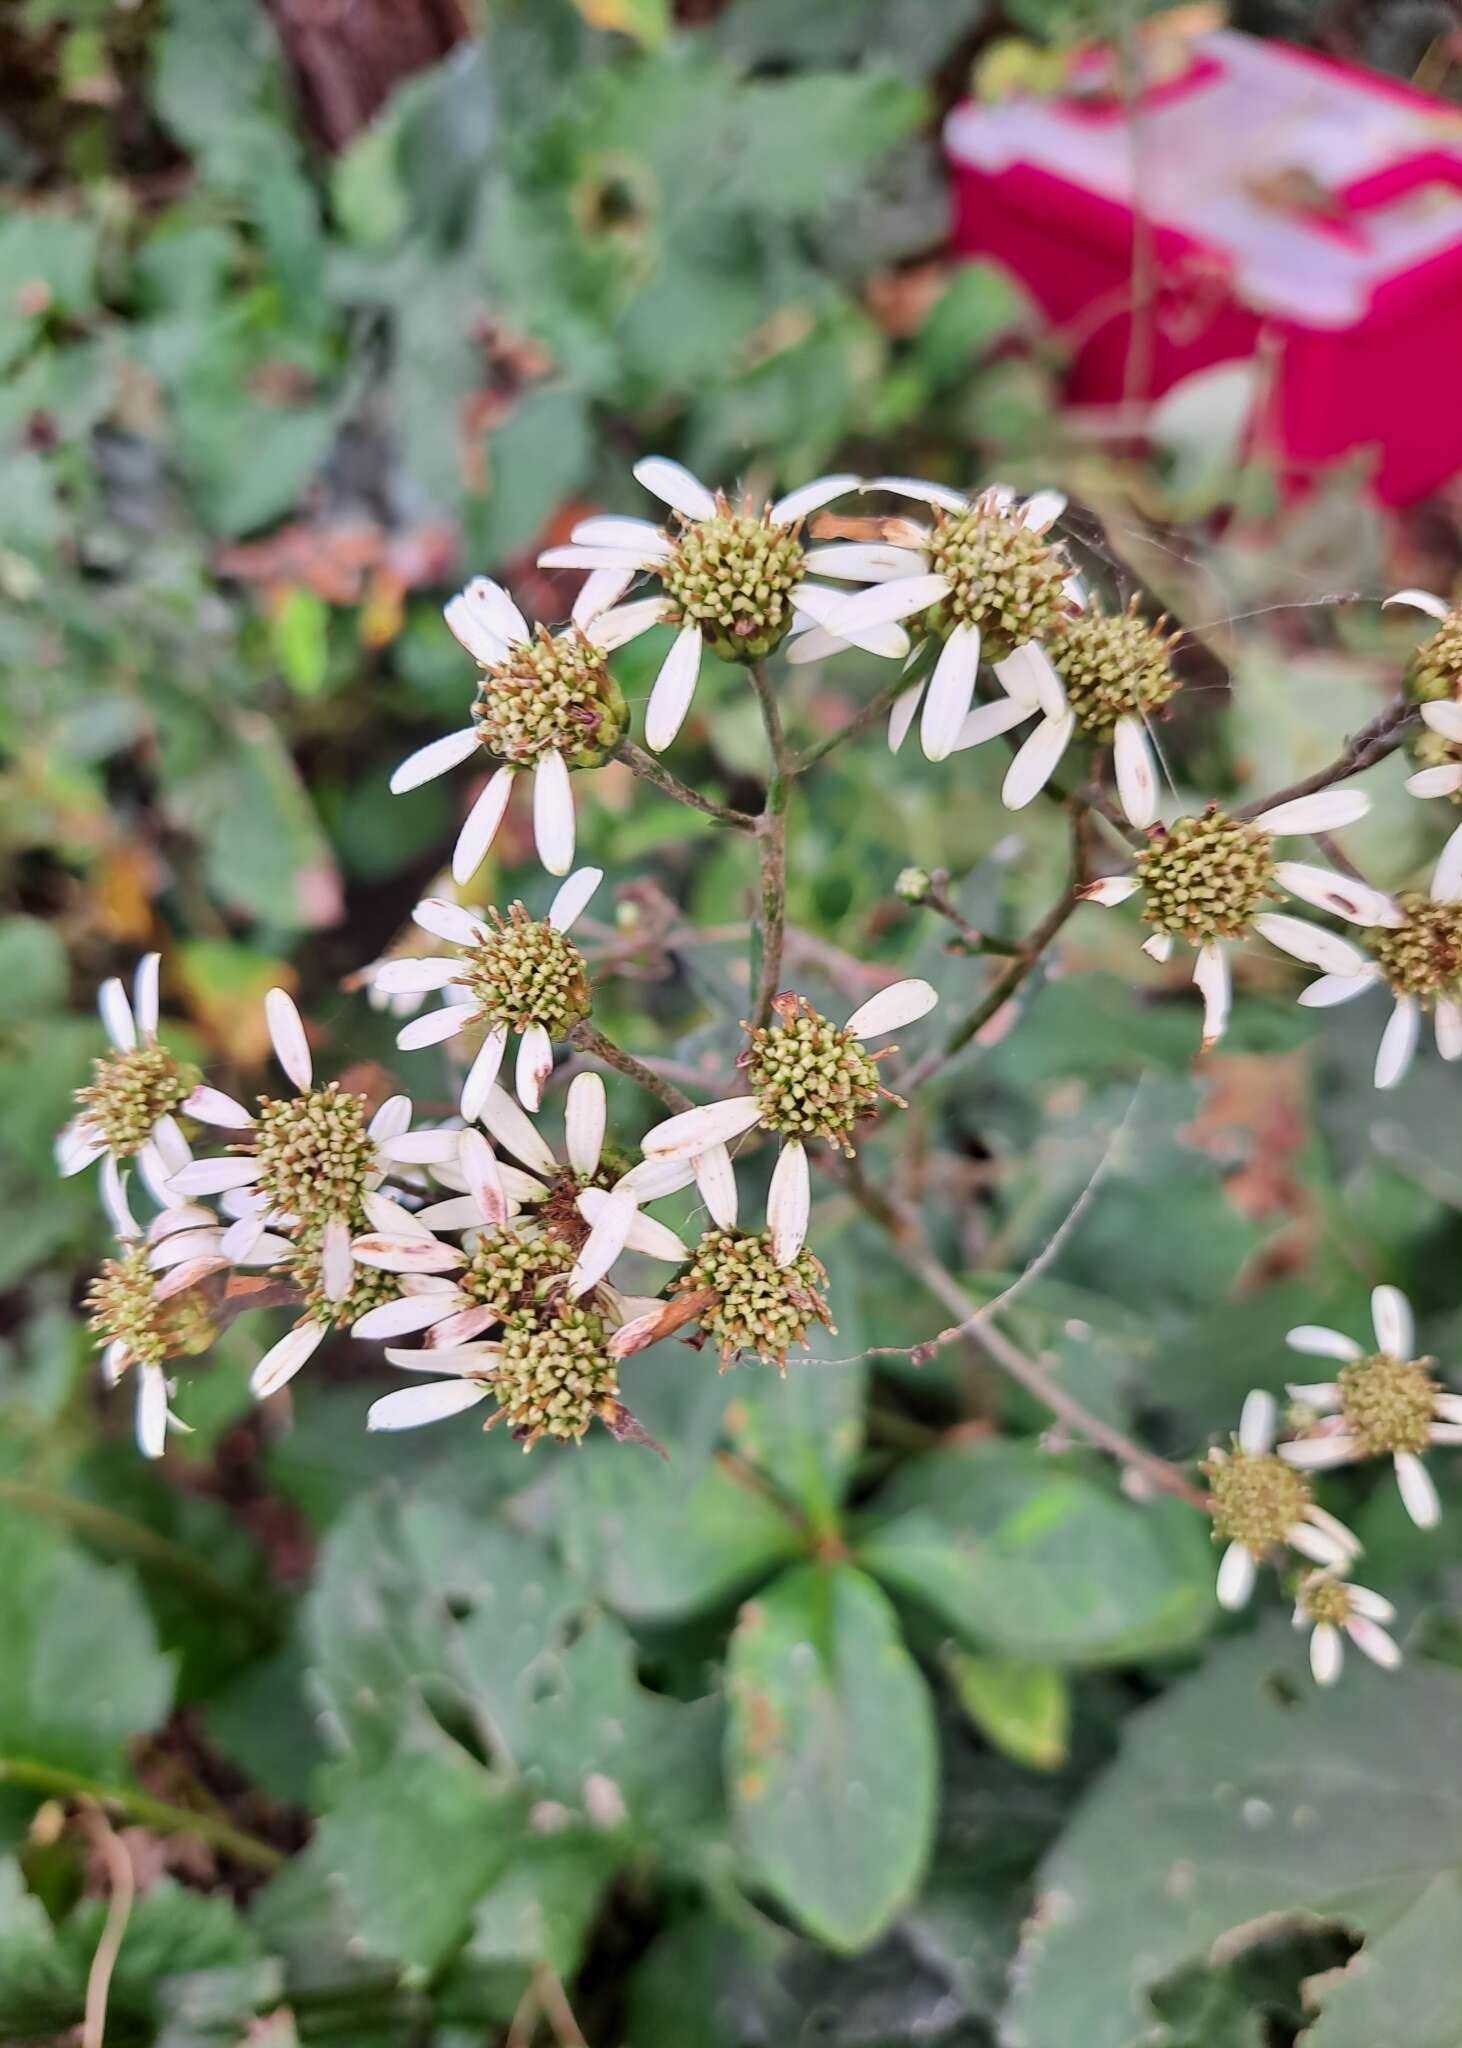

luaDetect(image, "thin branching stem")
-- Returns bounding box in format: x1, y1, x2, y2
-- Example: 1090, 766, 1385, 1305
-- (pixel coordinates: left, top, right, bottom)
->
0, 1758, 284, 1871
618, 740, 757, 831
749, 659, 792, 1029
568, 1020, 694, 1115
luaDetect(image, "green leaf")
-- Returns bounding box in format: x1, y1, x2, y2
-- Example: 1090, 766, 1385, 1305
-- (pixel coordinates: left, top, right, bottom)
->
1002, 1625, 1462, 2048
166, 711, 340, 930
1303, 1872, 1462, 2047
0, 917, 67, 1022
945, 1650, 1071, 1773
726, 1563, 936, 1950
857, 1441, 1215, 1666
722, 1346, 866, 1532
909, 263, 1036, 387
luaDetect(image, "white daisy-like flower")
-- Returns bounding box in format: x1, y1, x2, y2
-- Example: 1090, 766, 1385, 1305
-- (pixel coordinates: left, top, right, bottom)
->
808, 479, 1075, 762
388, 576, 630, 880
55, 954, 196, 1207
1204, 1388, 1362, 1611
1291, 1569, 1401, 1685
372, 869, 602, 1117
85, 1158, 210, 1459
1282, 840, 1462, 1088
1080, 790, 1380, 1050
538, 456, 866, 753
1280, 1285, 1462, 1529
639, 979, 938, 1270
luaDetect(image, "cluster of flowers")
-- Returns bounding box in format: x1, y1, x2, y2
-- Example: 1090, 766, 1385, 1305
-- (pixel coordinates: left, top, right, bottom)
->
59, 456, 1462, 1688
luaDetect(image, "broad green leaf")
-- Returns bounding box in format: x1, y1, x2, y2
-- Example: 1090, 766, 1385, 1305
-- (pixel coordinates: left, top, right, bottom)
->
857, 1442, 1215, 1665
1303, 1872, 1462, 2047
0, 918, 67, 1022
167, 711, 341, 929
722, 1347, 866, 1532
945, 1650, 1070, 1772
1002, 1625, 1462, 2048
726, 1563, 936, 1950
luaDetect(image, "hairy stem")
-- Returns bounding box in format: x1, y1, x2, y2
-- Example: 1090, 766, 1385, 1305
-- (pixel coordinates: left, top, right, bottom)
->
0, 1758, 285, 1872
1235, 696, 1413, 820
749, 660, 792, 1030
618, 740, 757, 832
568, 1020, 694, 1115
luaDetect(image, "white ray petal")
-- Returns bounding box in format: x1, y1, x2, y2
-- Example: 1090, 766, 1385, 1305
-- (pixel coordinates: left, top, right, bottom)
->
1347, 1616, 1400, 1669
101, 1340, 128, 1386
1431, 821, 1462, 904
384, 1341, 495, 1368
1435, 998, 1462, 1061
788, 582, 912, 658
148, 1228, 226, 1270
801, 542, 928, 583
1346, 1585, 1397, 1623
367, 1095, 413, 1148
1251, 914, 1369, 975
461, 574, 528, 647
1287, 1325, 1363, 1361
1081, 875, 1140, 906
168, 1156, 263, 1196
153, 1254, 229, 1300
569, 515, 671, 557
864, 474, 968, 513
351, 1234, 464, 1274
1371, 1284, 1414, 1360
133, 953, 161, 1038
1297, 969, 1380, 1008
1304, 1504, 1361, 1559
782, 625, 847, 667
1285, 1382, 1341, 1408
265, 988, 311, 1090
920, 621, 981, 762
583, 596, 666, 650
1114, 715, 1158, 828
479, 1085, 558, 1175
397, 1005, 474, 1051
994, 641, 1066, 719
641, 1095, 765, 1159
317, 1216, 354, 1303
539, 545, 651, 571
830, 574, 951, 646
692, 1142, 739, 1229
251, 1320, 327, 1399
371, 956, 461, 997
1309, 1622, 1342, 1685
367, 1379, 492, 1432
183, 1085, 255, 1130
770, 473, 860, 524
1289, 1516, 1357, 1566
887, 681, 923, 753
413, 897, 484, 947
148, 1202, 216, 1240
644, 623, 703, 753
221, 1213, 268, 1263
1002, 712, 1075, 811
1193, 941, 1230, 1051
1273, 862, 1400, 928
1375, 994, 1421, 1089
633, 455, 717, 521
1252, 789, 1370, 836
352, 1293, 461, 1339
136, 1364, 170, 1460
1395, 1450, 1440, 1528
1280, 1436, 1360, 1470
1215, 1542, 1256, 1611
768, 1138, 810, 1268
100, 1156, 138, 1240
1020, 489, 1066, 533
361, 1190, 436, 1239
569, 1187, 639, 1298
515, 1024, 553, 1112
1421, 698, 1462, 744
572, 567, 639, 630
459, 1128, 509, 1227
1238, 1387, 1276, 1455
846, 977, 938, 1041
617, 1154, 696, 1200
376, 1129, 463, 1165
1142, 931, 1174, 963
443, 590, 508, 667
453, 766, 516, 885
389, 727, 480, 795
950, 694, 1034, 753
1407, 763, 1462, 798
458, 1026, 508, 1123
622, 1210, 689, 1260
55, 1119, 103, 1175
532, 750, 575, 876
565, 1072, 606, 1176
1383, 587, 1450, 620
548, 865, 602, 933
98, 977, 136, 1053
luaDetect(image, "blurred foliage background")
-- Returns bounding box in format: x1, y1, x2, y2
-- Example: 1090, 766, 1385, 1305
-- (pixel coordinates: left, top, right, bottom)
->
4, 0, 1462, 2042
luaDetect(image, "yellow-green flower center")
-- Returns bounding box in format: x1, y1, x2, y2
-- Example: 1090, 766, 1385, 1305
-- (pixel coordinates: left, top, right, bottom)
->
1050, 598, 1180, 738
490, 1302, 618, 1446
659, 508, 805, 663
1137, 810, 1275, 943
679, 1228, 831, 1370
1368, 894, 1462, 1004
922, 492, 1069, 657
292, 1247, 400, 1330
1408, 611, 1462, 705
461, 906, 591, 1035
252, 1084, 376, 1229
86, 1245, 213, 1370
744, 995, 886, 1151
473, 626, 627, 768
1336, 1352, 1438, 1457
1297, 1572, 1353, 1627
76, 1043, 196, 1157
1205, 1447, 1313, 1555
460, 1227, 576, 1317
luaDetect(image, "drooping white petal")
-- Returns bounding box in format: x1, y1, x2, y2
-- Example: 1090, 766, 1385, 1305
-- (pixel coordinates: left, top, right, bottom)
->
622, 1210, 690, 1260
1114, 715, 1159, 828
1082, 875, 1141, 906
413, 897, 485, 947
1287, 1324, 1363, 1362
479, 1085, 559, 1175
1431, 821, 1462, 905
565, 1072, 606, 1176
548, 865, 602, 933
692, 1143, 739, 1229
830, 574, 951, 647
351, 1234, 464, 1274
572, 567, 639, 630
1280, 1435, 1360, 1470
1309, 1622, 1342, 1685
514, 1024, 553, 1112
1347, 1585, 1397, 1623
532, 750, 575, 877
153, 1253, 229, 1300
376, 1128, 464, 1165
133, 953, 161, 1038
1141, 931, 1175, 963
100, 1340, 128, 1386
920, 621, 981, 762
352, 1293, 462, 1339
317, 1216, 353, 1303
389, 727, 480, 795
265, 987, 312, 1090
150, 1116, 191, 1177
644, 624, 703, 753
1252, 789, 1370, 836
1192, 942, 1230, 1050
633, 455, 717, 521
1020, 489, 1067, 533
453, 766, 516, 886
1002, 712, 1075, 812
459, 1128, 508, 1227
167, 1156, 263, 1196
221, 1212, 269, 1263
1273, 863, 1400, 928
1375, 995, 1421, 1089
1347, 1616, 1401, 1669
136, 1364, 170, 1460
1395, 1450, 1440, 1528
98, 977, 136, 1053
1383, 587, 1450, 620
397, 1005, 474, 1052
1215, 1541, 1256, 1611
569, 515, 672, 557
1297, 969, 1380, 1008
887, 681, 923, 753
1238, 1387, 1276, 1455
993, 642, 1066, 719
183, 1085, 255, 1130
641, 1095, 765, 1159
55, 1118, 103, 1176
1407, 762, 1462, 798
950, 694, 1034, 753
801, 542, 929, 583
371, 957, 461, 997
768, 473, 859, 524
568, 1187, 639, 1299
100, 1155, 138, 1239
767, 1138, 811, 1268
846, 977, 938, 1041
864, 473, 968, 513
1251, 914, 1369, 976
367, 1378, 492, 1432
583, 596, 666, 651
1371, 1284, 1414, 1360
251, 1320, 327, 1399
789, 582, 911, 658
1435, 998, 1462, 1061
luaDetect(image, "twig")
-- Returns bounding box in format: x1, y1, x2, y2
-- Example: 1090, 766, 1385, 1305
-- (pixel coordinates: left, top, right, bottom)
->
1235, 697, 1413, 820
0, 1758, 284, 1872
916, 870, 990, 953
535, 1960, 589, 2046
748, 660, 792, 1030
793, 670, 915, 772
568, 1020, 694, 1115
618, 740, 756, 832
82, 1810, 136, 2048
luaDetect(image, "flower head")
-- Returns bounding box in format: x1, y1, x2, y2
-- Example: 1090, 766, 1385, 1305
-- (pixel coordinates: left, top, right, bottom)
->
539, 456, 861, 752
1292, 1570, 1400, 1685
675, 1226, 833, 1372
1203, 1388, 1360, 1610
56, 955, 198, 1203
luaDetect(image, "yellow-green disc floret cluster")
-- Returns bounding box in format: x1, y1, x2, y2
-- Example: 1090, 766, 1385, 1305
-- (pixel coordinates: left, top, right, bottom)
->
1205, 1444, 1314, 1556
1050, 597, 1180, 738
1368, 894, 1462, 1005
744, 995, 889, 1152
251, 1083, 377, 1230
461, 906, 591, 1036
1296, 1571, 1353, 1627
1137, 810, 1276, 943
1335, 1353, 1438, 1458
459, 1227, 576, 1318
474, 626, 627, 768
923, 491, 1070, 656
659, 506, 806, 663
678, 1228, 832, 1371
293, 1247, 400, 1330
489, 1301, 619, 1445
86, 1244, 213, 1369
76, 1043, 197, 1157
1407, 609, 1462, 706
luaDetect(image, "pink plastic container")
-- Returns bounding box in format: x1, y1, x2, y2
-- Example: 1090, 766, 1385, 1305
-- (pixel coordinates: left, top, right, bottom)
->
944, 29, 1462, 504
